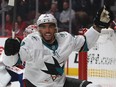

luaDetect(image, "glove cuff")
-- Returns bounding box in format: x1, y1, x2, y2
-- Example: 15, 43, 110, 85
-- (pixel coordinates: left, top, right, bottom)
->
94, 20, 110, 28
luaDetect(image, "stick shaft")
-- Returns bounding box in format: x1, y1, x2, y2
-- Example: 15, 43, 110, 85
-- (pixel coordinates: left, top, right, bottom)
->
113, 21, 116, 26
12, 0, 16, 38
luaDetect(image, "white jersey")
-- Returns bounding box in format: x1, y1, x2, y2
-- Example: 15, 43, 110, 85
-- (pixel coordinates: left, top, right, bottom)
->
3, 26, 100, 87
0, 55, 11, 87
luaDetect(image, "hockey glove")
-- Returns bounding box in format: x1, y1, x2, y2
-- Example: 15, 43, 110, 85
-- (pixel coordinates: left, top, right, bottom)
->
4, 38, 21, 56
94, 5, 114, 28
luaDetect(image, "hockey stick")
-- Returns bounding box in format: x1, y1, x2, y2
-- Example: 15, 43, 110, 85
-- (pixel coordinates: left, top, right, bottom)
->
12, 0, 17, 39
113, 21, 116, 26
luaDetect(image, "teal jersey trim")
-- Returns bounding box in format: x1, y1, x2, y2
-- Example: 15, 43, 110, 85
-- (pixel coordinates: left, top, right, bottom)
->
42, 39, 58, 52
79, 36, 89, 52
15, 54, 22, 66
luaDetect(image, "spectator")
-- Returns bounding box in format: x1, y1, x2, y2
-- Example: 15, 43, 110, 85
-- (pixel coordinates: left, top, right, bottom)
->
26, 10, 36, 25
73, 11, 90, 35
17, 0, 28, 21
72, 0, 92, 15
16, 15, 27, 36
39, 0, 52, 13
5, 13, 13, 36
46, 3, 60, 28
59, 1, 75, 32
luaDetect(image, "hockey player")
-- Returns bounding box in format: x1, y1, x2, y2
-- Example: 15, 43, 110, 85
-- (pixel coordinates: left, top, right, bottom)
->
0, 59, 11, 87
2, 6, 114, 87
0, 24, 37, 87
23, 24, 37, 37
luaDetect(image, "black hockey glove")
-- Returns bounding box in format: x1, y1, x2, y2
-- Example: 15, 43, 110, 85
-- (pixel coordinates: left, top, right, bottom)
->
4, 37, 21, 56
94, 5, 114, 28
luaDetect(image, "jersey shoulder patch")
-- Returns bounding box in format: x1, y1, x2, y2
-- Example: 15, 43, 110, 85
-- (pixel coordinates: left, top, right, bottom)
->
57, 32, 70, 38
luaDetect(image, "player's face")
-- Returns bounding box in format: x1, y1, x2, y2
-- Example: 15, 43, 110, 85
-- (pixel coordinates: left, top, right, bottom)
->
39, 23, 57, 43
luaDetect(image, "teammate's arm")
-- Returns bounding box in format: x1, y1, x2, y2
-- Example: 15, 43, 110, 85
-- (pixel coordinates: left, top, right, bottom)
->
2, 37, 21, 67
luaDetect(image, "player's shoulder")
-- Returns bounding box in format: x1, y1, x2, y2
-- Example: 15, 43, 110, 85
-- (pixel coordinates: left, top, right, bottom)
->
23, 32, 41, 41
56, 31, 71, 38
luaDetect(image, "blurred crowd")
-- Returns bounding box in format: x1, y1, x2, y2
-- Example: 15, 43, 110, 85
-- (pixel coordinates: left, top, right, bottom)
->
0, 0, 116, 37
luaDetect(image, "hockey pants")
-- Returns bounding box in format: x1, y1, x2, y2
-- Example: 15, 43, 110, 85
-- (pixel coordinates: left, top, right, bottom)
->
24, 77, 92, 87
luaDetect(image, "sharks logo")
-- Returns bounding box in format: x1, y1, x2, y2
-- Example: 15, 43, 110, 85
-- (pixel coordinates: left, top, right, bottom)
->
41, 57, 64, 81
